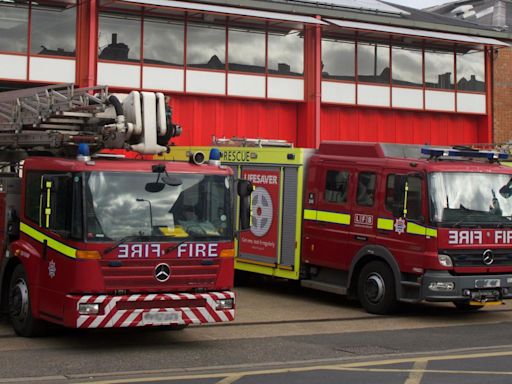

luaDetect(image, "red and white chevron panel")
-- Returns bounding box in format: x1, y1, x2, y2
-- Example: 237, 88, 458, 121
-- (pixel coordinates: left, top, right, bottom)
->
75, 291, 235, 328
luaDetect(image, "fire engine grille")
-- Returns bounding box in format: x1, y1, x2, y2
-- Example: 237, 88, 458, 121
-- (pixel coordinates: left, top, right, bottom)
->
443, 250, 512, 267
100, 259, 220, 290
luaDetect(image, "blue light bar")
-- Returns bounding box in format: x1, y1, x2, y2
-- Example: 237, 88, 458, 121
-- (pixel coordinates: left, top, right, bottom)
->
421, 147, 509, 161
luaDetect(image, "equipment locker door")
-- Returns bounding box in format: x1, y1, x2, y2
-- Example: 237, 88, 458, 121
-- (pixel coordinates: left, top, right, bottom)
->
238, 166, 281, 266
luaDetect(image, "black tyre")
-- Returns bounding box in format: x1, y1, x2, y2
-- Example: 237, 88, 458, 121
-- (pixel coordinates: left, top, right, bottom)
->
357, 260, 398, 315
453, 300, 484, 311
8, 264, 46, 337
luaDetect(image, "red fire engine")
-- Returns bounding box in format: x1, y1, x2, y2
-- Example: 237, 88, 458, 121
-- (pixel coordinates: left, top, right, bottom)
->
172, 140, 512, 314
0, 84, 252, 337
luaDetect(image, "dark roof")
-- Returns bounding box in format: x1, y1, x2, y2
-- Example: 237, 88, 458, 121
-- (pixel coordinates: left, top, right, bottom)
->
382, 1, 500, 32
427, 0, 512, 32
197, 0, 512, 39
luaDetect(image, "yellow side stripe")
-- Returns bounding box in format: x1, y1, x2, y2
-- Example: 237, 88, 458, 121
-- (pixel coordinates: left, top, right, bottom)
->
304, 209, 350, 225
317, 211, 351, 225
303, 209, 317, 221
20, 222, 77, 259
377, 218, 394, 231
406, 222, 426, 236
378, 218, 437, 238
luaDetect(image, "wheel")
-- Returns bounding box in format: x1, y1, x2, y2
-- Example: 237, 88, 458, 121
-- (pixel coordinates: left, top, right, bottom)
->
453, 300, 484, 311
8, 264, 46, 337
357, 260, 398, 315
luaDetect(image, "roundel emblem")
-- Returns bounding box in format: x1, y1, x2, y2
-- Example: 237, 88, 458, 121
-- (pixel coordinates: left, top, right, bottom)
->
154, 263, 171, 282
482, 249, 494, 266
250, 187, 273, 237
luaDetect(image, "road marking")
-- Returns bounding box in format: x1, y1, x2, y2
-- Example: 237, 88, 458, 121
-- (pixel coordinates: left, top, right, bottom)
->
79, 349, 512, 384
404, 360, 428, 384
215, 375, 242, 384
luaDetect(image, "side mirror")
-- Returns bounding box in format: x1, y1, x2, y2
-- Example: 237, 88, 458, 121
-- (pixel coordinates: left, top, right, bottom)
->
500, 179, 512, 199
145, 182, 165, 193
237, 180, 254, 230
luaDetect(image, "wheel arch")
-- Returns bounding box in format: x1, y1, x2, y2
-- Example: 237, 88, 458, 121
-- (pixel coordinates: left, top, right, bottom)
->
0, 255, 22, 313
348, 245, 401, 299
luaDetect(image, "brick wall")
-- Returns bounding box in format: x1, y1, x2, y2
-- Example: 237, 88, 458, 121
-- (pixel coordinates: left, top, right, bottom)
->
493, 47, 512, 143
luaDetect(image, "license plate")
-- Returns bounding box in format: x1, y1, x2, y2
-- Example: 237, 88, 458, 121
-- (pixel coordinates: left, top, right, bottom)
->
142, 311, 182, 325
475, 279, 501, 288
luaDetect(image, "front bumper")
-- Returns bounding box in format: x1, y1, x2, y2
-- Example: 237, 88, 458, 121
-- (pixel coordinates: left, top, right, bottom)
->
63, 291, 235, 329
421, 271, 512, 302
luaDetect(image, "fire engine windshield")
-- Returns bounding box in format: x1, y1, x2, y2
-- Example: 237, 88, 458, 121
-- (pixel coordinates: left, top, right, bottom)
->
429, 172, 512, 227
84, 172, 233, 241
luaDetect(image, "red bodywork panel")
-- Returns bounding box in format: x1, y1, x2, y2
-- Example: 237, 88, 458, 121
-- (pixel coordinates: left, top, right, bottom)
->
302, 142, 512, 279
6, 156, 236, 328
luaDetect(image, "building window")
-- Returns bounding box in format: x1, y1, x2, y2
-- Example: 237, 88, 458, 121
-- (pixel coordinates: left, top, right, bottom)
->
324, 170, 349, 204
268, 28, 304, 76
143, 17, 184, 66
358, 42, 390, 84
391, 45, 422, 87
228, 25, 265, 73
321, 38, 355, 81
0, 4, 28, 53
425, 49, 454, 89
187, 22, 226, 70
457, 49, 485, 92
31, 3, 76, 57
99, 13, 141, 62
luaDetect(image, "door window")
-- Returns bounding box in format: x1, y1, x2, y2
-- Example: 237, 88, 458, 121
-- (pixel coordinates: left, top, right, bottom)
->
324, 170, 349, 204
356, 172, 376, 207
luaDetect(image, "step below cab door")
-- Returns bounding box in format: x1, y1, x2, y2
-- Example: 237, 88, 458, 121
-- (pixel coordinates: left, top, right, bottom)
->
302, 161, 352, 270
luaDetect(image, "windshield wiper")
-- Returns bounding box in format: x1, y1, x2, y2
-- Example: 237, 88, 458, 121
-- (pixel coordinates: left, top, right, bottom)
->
160, 234, 212, 257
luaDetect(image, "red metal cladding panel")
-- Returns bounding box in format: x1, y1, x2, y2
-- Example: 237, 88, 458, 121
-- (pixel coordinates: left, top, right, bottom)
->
320, 106, 486, 146
169, 95, 298, 145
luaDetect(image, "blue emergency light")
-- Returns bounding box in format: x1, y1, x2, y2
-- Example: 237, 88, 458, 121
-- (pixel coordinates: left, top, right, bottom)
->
421, 147, 509, 161
209, 148, 221, 165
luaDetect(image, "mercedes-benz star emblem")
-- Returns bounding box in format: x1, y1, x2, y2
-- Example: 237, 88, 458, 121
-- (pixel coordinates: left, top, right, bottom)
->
482, 249, 494, 266
154, 263, 171, 282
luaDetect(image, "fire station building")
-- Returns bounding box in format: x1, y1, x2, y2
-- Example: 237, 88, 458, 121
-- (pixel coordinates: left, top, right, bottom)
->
0, 0, 511, 147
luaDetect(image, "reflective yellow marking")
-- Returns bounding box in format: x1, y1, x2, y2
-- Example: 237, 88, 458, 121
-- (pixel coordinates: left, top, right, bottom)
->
377, 218, 437, 238
20, 222, 77, 259
45, 181, 52, 228
304, 209, 350, 225
407, 222, 426, 235
303, 209, 317, 220
377, 218, 394, 231
317, 211, 351, 225
426, 228, 438, 238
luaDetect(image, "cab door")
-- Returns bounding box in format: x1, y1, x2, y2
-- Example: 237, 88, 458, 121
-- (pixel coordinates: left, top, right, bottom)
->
375, 170, 427, 271
302, 161, 352, 270
345, 168, 380, 260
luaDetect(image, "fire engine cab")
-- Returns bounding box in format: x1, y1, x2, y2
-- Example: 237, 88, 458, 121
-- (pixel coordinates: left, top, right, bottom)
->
0, 85, 252, 337
170, 140, 512, 314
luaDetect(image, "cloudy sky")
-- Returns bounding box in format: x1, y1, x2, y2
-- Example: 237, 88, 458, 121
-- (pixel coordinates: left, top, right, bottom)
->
386, 0, 449, 9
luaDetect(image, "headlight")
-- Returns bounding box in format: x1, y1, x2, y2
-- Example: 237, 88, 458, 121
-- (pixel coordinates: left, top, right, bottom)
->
438, 254, 453, 267
78, 303, 100, 315
216, 298, 234, 310
428, 282, 455, 291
